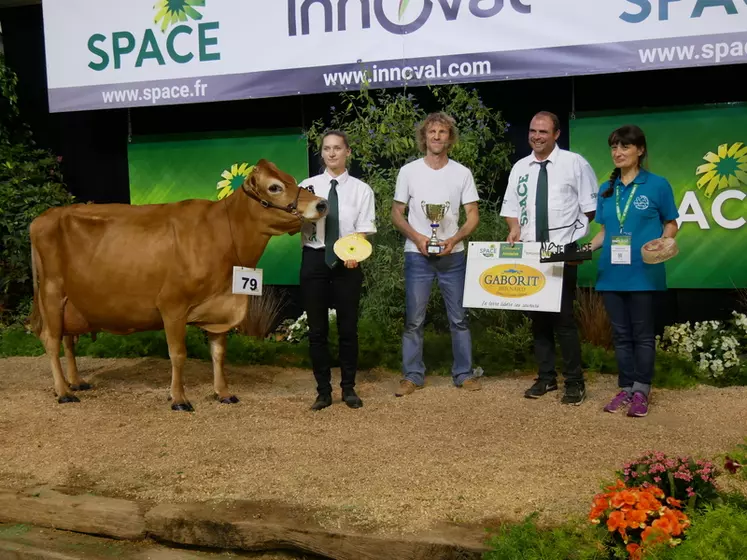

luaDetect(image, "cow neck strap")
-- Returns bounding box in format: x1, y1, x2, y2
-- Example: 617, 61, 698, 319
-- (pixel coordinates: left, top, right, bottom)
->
242, 184, 302, 219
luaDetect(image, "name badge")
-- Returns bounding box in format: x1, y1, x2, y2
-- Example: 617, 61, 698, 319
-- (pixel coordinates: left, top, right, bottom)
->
232, 266, 263, 296
611, 236, 632, 265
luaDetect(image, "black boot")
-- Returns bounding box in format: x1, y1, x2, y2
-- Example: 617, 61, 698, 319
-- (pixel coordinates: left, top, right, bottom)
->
310, 393, 332, 411
342, 388, 363, 409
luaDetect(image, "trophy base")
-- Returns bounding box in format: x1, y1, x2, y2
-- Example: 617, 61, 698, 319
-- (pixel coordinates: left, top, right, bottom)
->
539, 241, 593, 263
427, 244, 442, 255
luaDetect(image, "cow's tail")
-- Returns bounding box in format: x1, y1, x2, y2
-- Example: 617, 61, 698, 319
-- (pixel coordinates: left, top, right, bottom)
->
29, 244, 43, 337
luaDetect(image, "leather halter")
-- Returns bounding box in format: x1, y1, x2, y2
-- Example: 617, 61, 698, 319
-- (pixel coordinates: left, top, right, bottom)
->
242, 183, 303, 219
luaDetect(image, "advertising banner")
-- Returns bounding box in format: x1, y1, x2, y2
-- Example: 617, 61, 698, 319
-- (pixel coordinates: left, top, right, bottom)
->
42, 0, 747, 112
127, 129, 309, 285
464, 242, 564, 312
570, 104, 747, 289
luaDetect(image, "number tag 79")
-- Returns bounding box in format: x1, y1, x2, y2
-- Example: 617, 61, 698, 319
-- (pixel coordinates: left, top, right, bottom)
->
232, 266, 263, 296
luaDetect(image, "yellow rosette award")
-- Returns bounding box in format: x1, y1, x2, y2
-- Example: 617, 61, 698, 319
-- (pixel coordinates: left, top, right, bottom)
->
334, 233, 372, 262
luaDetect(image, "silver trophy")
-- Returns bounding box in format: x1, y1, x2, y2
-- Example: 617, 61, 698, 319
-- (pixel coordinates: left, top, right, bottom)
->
421, 201, 450, 255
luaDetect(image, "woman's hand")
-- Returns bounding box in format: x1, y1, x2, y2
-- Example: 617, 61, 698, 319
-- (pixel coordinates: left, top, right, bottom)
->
344, 259, 359, 269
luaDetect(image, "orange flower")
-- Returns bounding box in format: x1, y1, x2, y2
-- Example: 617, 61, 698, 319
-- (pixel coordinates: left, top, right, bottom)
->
607, 510, 627, 534
636, 491, 661, 512
612, 490, 637, 509
626, 508, 648, 528
652, 516, 674, 535
662, 508, 690, 537
666, 496, 683, 508
626, 543, 642, 560
642, 525, 670, 546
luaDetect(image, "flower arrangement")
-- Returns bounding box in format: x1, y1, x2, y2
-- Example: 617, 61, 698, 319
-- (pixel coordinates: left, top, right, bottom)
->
657, 311, 747, 379
589, 480, 690, 559
619, 451, 720, 508
282, 309, 337, 343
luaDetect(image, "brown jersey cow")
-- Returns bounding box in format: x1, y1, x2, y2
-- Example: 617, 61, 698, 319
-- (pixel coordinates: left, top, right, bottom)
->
29, 159, 327, 411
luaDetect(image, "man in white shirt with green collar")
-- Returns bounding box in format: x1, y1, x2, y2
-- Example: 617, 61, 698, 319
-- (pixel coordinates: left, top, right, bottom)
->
500, 111, 598, 405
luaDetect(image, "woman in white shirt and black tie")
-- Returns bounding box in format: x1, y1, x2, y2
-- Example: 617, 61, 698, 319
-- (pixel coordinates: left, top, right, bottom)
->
298, 130, 377, 411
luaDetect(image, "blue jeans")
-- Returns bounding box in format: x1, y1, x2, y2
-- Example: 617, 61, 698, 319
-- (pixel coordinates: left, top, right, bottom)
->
402, 251, 473, 387
602, 291, 656, 396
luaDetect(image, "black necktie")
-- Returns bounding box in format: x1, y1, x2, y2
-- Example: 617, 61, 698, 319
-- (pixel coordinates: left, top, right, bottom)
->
535, 161, 549, 242
324, 179, 339, 268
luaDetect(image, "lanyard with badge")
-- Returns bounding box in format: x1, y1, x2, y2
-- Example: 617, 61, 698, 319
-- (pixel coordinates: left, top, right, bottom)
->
611, 183, 638, 265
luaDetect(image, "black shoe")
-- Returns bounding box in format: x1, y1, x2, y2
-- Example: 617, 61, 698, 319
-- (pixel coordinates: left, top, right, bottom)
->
561, 383, 586, 406
342, 389, 363, 409
524, 378, 558, 399
310, 393, 332, 411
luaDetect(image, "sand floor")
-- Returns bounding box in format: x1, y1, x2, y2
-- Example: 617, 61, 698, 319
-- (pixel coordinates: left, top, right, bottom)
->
1, 356, 745, 537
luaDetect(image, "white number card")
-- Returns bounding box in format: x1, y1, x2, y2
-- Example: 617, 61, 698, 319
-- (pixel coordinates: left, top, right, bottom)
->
611, 236, 632, 265
232, 266, 263, 296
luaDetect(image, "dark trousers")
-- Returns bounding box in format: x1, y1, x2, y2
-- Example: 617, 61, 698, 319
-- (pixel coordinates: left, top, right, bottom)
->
529, 264, 583, 385
601, 291, 656, 390
300, 247, 363, 395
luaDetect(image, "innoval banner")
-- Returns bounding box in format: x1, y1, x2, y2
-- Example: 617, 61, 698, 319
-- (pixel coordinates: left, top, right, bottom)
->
43, 0, 747, 113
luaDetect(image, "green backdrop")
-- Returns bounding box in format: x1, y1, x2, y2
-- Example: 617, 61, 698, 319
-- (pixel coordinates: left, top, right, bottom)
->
127, 129, 309, 285
570, 104, 747, 289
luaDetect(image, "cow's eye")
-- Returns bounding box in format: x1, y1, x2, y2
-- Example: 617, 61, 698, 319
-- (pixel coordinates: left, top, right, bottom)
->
268, 185, 283, 194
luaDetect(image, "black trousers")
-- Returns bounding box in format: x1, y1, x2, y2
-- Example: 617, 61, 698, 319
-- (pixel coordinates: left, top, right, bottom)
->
300, 247, 363, 395
528, 264, 583, 385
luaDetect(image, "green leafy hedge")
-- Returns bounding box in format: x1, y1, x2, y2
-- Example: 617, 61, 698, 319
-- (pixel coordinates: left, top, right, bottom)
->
0, 53, 75, 323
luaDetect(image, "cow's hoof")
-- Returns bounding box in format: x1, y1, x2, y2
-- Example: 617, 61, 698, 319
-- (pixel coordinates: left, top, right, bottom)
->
219, 395, 239, 404
58, 395, 80, 404
171, 402, 194, 412
70, 382, 92, 391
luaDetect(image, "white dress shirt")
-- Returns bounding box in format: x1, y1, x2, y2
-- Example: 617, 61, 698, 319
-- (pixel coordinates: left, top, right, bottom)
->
500, 144, 599, 245
299, 170, 377, 248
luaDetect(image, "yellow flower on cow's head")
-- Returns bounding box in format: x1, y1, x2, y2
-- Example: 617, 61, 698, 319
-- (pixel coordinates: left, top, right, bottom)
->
217, 162, 253, 200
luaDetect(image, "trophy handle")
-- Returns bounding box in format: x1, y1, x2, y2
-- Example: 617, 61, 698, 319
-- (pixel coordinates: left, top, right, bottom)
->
420, 201, 427, 216
443, 201, 450, 213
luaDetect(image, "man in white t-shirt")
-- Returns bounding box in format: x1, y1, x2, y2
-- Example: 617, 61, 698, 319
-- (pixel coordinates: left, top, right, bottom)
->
500, 111, 599, 406
391, 112, 481, 396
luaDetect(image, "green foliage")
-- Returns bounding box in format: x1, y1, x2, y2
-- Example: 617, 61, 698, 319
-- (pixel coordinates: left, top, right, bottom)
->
482, 502, 747, 560
0, 317, 536, 375
483, 514, 606, 560
0, 53, 74, 324
645, 504, 747, 560
581, 343, 703, 390
304, 85, 513, 335
0, 325, 46, 357
652, 351, 702, 389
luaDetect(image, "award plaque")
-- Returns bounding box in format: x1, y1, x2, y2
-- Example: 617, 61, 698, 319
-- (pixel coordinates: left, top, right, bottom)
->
539, 219, 593, 263
421, 201, 450, 255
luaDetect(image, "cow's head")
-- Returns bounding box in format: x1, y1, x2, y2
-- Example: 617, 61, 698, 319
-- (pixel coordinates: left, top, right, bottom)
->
242, 159, 328, 234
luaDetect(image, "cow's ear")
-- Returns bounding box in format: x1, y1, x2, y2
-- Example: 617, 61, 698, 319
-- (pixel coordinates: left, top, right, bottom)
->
245, 166, 258, 190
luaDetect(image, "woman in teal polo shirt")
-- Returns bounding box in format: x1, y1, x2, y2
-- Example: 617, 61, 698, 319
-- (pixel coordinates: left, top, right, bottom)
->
589, 125, 679, 418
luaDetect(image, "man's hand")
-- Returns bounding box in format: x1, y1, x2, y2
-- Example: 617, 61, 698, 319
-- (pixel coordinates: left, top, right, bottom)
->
343, 259, 359, 269
438, 237, 456, 256
507, 227, 521, 245
415, 234, 431, 257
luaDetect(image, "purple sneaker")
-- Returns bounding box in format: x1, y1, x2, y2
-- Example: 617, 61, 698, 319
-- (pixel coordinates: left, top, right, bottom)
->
604, 391, 632, 413
627, 392, 649, 417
